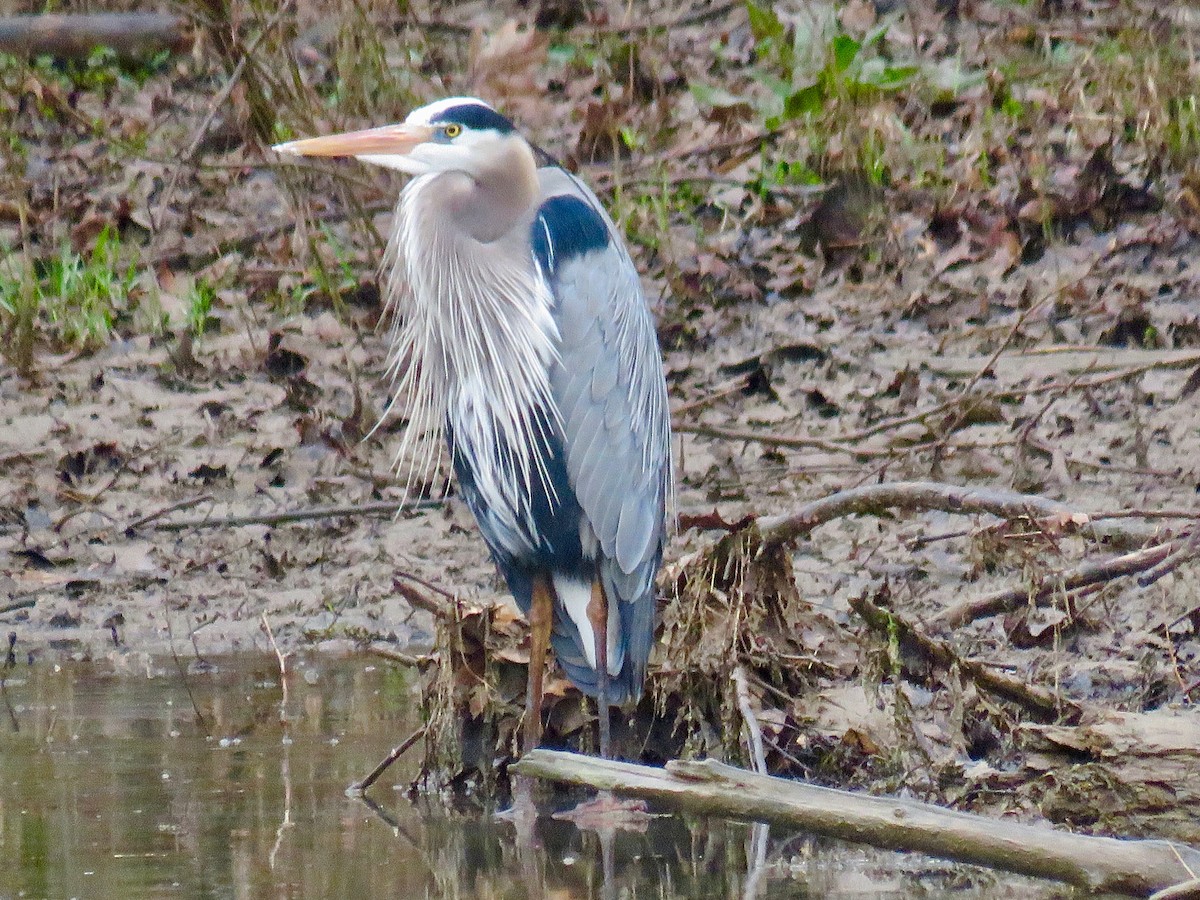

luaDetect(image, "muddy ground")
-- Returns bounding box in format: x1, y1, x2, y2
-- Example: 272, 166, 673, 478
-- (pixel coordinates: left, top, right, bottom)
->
2, 0, 1199, 841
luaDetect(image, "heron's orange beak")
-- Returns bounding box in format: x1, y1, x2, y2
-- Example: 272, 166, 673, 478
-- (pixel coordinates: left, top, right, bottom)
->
272, 123, 434, 158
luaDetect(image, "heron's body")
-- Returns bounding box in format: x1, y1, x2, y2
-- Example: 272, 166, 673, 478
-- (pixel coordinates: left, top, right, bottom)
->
275, 98, 671, 748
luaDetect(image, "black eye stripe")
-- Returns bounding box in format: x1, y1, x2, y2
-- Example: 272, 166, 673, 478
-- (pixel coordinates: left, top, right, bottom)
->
429, 103, 515, 134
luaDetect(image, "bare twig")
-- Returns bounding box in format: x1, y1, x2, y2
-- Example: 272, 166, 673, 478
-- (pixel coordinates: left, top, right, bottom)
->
0, 599, 37, 616
261, 613, 290, 725
671, 373, 751, 418
367, 645, 424, 667
123, 494, 214, 533
1138, 528, 1200, 588
163, 601, 208, 733
180, 539, 255, 576
732, 665, 767, 775
350, 725, 426, 795
682, 350, 1195, 460
734, 662, 774, 896
153, 498, 440, 531
391, 572, 451, 609
673, 422, 938, 457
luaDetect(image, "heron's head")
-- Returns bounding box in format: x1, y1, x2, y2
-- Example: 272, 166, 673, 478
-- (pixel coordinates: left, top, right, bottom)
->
272, 97, 521, 177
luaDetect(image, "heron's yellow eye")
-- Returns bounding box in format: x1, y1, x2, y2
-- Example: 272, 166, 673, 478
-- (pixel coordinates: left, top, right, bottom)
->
443, 123, 463, 138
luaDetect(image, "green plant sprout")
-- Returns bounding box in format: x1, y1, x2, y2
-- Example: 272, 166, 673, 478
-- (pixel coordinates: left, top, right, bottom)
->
186, 277, 217, 339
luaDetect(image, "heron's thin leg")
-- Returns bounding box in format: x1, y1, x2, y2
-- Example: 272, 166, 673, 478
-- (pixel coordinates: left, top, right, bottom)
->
587, 579, 611, 759
524, 576, 553, 754
505, 577, 553, 824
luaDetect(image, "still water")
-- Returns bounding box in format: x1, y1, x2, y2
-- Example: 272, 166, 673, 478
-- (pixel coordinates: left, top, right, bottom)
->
0, 654, 1063, 899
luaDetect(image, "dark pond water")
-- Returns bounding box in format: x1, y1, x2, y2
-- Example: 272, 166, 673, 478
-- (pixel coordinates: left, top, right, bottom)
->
0, 654, 1066, 899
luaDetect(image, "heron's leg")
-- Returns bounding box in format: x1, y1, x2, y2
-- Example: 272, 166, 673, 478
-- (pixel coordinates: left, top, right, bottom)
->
586, 579, 611, 759
524, 575, 553, 754
504, 577, 553, 825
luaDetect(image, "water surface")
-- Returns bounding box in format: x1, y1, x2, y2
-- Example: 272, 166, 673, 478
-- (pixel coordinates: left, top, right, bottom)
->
0, 654, 1064, 898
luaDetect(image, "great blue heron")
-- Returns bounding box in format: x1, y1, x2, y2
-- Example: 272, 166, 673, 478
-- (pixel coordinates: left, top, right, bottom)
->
274, 98, 672, 761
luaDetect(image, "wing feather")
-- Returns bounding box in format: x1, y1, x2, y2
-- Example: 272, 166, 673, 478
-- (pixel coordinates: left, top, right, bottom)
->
543, 235, 668, 575
530, 170, 672, 703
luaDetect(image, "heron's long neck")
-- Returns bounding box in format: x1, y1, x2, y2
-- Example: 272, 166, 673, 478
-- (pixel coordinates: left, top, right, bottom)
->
381, 169, 559, 505
450, 137, 540, 243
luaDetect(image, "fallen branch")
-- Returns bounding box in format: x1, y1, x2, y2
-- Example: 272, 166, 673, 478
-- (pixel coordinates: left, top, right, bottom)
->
933, 539, 1180, 631
0, 13, 188, 60
850, 589, 1079, 722
513, 750, 1200, 897
757, 481, 1161, 550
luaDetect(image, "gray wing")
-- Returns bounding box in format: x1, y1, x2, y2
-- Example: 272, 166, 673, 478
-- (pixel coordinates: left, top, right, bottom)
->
534, 168, 673, 697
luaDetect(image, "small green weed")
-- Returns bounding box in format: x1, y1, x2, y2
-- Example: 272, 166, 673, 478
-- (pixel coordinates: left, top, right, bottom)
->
745, 4, 919, 128
0, 254, 36, 375
278, 224, 360, 316
38, 227, 135, 347
186, 278, 217, 339
1, 227, 140, 362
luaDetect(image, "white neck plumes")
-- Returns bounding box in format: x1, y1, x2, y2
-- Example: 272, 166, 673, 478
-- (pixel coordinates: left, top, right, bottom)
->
379, 170, 560, 538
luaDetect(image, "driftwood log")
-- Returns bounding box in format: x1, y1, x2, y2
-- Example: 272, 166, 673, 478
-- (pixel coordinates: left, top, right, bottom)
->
0, 14, 188, 60
514, 750, 1200, 898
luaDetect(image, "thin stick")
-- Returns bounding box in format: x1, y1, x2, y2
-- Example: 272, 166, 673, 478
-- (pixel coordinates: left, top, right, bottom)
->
671, 374, 750, 417
732, 665, 767, 775
680, 345, 1186, 458
0, 599, 37, 616
674, 422, 932, 457
350, 725, 426, 795
123, 494, 214, 532
163, 601, 208, 732
367, 646, 424, 667
153, 498, 440, 531
261, 613, 289, 725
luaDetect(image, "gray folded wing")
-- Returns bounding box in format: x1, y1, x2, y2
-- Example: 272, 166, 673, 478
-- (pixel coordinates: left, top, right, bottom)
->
532, 168, 673, 701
